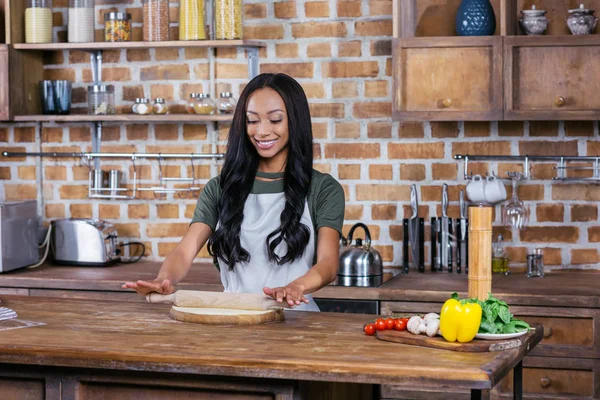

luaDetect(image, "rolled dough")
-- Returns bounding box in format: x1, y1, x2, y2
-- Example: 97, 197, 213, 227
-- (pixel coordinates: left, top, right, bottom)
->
169, 305, 285, 325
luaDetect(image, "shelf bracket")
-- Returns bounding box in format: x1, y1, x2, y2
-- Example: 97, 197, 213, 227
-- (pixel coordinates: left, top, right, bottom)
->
91, 122, 102, 170
90, 51, 103, 84
247, 47, 259, 79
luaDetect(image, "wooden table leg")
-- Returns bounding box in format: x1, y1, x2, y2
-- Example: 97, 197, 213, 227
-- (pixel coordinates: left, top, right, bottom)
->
514, 360, 523, 400
471, 389, 490, 400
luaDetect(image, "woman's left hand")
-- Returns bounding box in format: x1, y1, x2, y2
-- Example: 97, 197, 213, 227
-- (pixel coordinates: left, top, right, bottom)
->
263, 283, 309, 307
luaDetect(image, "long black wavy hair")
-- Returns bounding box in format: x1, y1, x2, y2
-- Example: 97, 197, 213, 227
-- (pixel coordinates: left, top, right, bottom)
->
208, 73, 314, 269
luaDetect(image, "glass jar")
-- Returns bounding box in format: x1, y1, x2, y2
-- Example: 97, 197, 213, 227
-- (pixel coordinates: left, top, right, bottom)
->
68, 0, 95, 43
105, 12, 132, 42
142, 0, 170, 41
137, 98, 152, 115
186, 93, 198, 114
179, 0, 207, 40
218, 92, 236, 114
132, 98, 141, 114
87, 84, 115, 115
153, 98, 169, 114
214, 0, 243, 39
25, 0, 53, 44
193, 93, 216, 115
491, 234, 509, 275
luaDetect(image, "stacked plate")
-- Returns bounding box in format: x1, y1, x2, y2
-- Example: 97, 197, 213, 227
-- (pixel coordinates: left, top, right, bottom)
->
25, 7, 53, 43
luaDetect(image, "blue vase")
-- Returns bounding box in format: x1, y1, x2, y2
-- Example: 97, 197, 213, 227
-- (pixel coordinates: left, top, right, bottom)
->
456, 0, 496, 36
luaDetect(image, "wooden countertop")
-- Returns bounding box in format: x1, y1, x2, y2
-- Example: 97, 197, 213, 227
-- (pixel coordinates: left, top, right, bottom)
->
0, 295, 542, 390
0, 262, 598, 308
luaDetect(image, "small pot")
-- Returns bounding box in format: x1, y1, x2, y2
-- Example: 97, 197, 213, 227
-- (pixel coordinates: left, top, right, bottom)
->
338, 223, 383, 282
519, 5, 549, 35
566, 4, 599, 35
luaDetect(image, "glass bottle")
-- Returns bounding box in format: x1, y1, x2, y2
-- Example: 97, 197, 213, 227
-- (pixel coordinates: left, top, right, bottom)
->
142, 0, 170, 41
218, 92, 236, 114
179, 0, 207, 40
87, 85, 115, 115
104, 12, 132, 42
68, 0, 95, 43
193, 93, 216, 115
25, 0, 53, 44
214, 0, 243, 39
492, 234, 509, 275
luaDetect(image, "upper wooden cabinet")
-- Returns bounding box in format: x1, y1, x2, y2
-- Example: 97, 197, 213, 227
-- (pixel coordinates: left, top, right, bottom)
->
505, 36, 600, 120
393, 36, 502, 121
392, 0, 600, 122
0, 45, 8, 121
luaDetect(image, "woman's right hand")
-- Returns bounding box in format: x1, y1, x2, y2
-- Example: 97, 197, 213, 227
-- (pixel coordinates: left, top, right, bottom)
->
122, 279, 174, 296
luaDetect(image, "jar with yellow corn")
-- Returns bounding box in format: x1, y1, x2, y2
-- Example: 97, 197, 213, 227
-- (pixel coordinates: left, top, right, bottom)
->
214, 0, 243, 40
193, 93, 216, 115
179, 0, 207, 40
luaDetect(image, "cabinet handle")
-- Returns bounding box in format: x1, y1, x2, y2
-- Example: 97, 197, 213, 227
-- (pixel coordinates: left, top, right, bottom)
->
540, 377, 552, 388
554, 96, 566, 107
438, 98, 452, 108
543, 327, 553, 339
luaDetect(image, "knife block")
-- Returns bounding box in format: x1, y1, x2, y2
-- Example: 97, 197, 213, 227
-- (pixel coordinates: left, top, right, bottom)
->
468, 206, 492, 300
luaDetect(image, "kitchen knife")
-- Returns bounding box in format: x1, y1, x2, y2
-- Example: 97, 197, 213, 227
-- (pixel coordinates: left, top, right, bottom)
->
430, 217, 437, 272
403, 218, 409, 274
459, 189, 468, 275
146, 290, 283, 311
456, 218, 462, 273
448, 218, 453, 273
418, 218, 425, 273
440, 184, 449, 270
408, 184, 421, 272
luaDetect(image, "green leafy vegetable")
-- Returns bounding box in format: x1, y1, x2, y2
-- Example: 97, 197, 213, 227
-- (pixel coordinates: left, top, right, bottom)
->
449, 292, 530, 334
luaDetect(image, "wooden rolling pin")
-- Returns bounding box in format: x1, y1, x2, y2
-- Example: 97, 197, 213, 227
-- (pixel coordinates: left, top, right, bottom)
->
146, 290, 283, 311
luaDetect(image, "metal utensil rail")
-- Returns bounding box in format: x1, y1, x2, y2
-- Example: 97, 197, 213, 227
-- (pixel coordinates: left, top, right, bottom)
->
2, 151, 225, 199
454, 154, 600, 181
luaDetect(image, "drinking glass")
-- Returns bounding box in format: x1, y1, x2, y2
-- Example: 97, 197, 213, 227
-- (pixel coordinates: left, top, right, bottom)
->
502, 172, 530, 230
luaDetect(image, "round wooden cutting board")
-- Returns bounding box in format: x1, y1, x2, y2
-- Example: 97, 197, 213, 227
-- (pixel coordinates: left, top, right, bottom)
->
169, 306, 285, 325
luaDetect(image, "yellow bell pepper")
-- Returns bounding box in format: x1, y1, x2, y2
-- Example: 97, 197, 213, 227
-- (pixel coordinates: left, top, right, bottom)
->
439, 298, 482, 343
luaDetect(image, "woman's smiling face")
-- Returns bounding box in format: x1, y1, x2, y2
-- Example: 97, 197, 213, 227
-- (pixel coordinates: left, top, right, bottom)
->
246, 87, 289, 167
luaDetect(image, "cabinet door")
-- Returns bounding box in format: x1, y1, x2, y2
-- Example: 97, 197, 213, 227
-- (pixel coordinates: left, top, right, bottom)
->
393, 36, 503, 121
505, 36, 600, 120
0, 45, 8, 121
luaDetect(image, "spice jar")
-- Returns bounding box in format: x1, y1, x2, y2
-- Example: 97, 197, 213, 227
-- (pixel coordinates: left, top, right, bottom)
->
153, 98, 169, 114
88, 84, 115, 115
132, 98, 141, 114
180, 0, 207, 40
186, 93, 198, 114
136, 98, 152, 115
142, 0, 170, 41
193, 93, 216, 115
214, 0, 243, 39
25, 0, 53, 44
218, 92, 236, 114
68, 0, 95, 43
105, 12, 132, 42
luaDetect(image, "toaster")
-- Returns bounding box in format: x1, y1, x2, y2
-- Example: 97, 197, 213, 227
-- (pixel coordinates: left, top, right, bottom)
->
0, 200, 39, 272
51, 219, 118, 266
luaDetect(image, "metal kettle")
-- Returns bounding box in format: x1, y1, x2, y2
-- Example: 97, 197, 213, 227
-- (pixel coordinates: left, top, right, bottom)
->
338, 223, 383, 286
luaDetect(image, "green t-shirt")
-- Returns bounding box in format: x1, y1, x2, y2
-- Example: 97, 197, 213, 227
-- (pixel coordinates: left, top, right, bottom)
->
191, 169, 345, 237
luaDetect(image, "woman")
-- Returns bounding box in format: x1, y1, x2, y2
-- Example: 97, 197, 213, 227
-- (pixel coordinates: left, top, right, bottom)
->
123, 73, 345, 311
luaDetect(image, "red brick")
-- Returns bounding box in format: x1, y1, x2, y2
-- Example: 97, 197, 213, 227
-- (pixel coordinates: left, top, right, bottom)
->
45, 204, 65, 219
18, 166, 36, 180
5, 184, 37, 200
572, 205, 597, 222
126, 125, 149, 141
353, 102, 391, 118
42, 127, 63, 142
453, 141, 511, 156
14, 127, 35, 142
553, 184, 600, 201
570, 249, 599, 264
356, 185, 410, 201
497, 163, 524, 178
432, 163, 457, 180
150, 84, 174, 101
312, 123, 328, 139
325, 143, 379, 159
275, 43, 298, 58
338, 164, 361, 180
370, 40, 391, 56
128, 204, 149, 219
464, 122, 491, 137
342, 224, 379, 241
369, 1, 392, 15
338, 41, 362, 57
389, 142, 444, 159
274, 2, 297, 19
244, 3, 267, 19
157, 204, 180, 219
519, 140, 578, 157
337, 1, 362, 17
155, 48, 179, 61
126, 50, 151, 62
334, 122, 360, 139
244, 24, 285, 40
59, 185, 88, 199
323, 61, 378, 78
372, 204, 397, 220
307, 43, 331, 58
369, 164, 393, 180
122, 85, 145, 102
400, 164, 426, 181
367, 122, 391, 139
309, 103, 344, 118
183, 125, 208, 141
141, 65, 190, 81
70, 204, 92, 219
114, 223, 140, 238
498, 121, 524, 137
431, 122, 459, 138
398, 122, 424, 138
305, 1, 329, 17
332, 81, 358, 98
82, 67, 131, 82
261, 62, 314, 78
154, 124, 179, 141
364, 81, 388, 98
0, 167, 10, 180
45, 166, 66, 181
291, 22, 347, 38
99, 204, 121, 219
536, 204, 564, 222
355, 20, 392, 36
345, 204, 363, 220
302, 83, 325, 99
314, 163, 331, 174
529, 121, 559, 137
44, 68, 76, 81
147, 223, 188, 238
520, 227, 579, 243
0, 128, 8, 142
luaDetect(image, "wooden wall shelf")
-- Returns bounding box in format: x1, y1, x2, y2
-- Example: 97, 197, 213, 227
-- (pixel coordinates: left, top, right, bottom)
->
12, 40, 266, 51
13, 114, 234, 123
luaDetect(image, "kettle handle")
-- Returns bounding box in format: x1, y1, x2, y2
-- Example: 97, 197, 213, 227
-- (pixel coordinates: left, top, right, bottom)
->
347, 223, 371, 248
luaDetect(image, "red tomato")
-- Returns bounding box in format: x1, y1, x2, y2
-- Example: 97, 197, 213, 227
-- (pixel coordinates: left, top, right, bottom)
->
364, 323, 376, 336
385, 318, 396, 330
375, 319, 387, 331
400, 317, 410, 325
394, 318, 407, 331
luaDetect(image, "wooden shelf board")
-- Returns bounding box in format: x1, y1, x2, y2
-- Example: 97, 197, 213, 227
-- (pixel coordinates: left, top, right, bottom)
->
505, 34, 600, 46
12, 114, 234, 123
12, 40, 266, 51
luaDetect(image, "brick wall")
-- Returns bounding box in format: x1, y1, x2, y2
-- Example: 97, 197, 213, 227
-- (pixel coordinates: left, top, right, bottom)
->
1, 0, 600, 272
